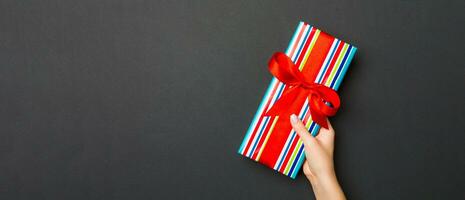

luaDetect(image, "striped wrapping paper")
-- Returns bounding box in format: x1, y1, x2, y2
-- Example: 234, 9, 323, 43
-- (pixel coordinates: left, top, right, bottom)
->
238, 21, 357, 179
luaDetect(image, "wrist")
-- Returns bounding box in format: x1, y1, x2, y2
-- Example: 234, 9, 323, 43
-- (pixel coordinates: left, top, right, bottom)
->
307, 171, 345, 200
307, 170, 337, 188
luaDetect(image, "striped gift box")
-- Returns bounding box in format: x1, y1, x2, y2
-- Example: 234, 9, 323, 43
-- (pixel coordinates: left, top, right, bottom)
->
238, 21, 357, 179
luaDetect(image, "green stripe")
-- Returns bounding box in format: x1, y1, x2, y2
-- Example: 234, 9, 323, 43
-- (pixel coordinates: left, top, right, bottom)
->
326, 44, 349, 85
284, 139, 303, 175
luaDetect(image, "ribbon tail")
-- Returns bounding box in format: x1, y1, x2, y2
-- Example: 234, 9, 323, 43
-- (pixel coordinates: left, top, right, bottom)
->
309, 105, 329, 129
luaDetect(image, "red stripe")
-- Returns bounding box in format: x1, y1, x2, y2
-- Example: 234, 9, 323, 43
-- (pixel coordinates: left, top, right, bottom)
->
288, 25, 307, 60
321, 42, 344, 85
256, 27, 317, 168
278, 101, 313, 172
303, 105, 312, 122
279, 33, 335, 170
294, 28, 316, 69
277, 93, 317, 173
256, 28, 317, 167
301, 32, 336, 78
278, 132, 299, 172
258, 30, 335, 169
241, 82, 280, 156
251, 116, 275, 160
241, 25, 308, 156
251, 25, 311, 159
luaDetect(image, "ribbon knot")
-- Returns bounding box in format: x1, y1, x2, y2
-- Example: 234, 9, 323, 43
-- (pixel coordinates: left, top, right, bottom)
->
264, 52, 341, 129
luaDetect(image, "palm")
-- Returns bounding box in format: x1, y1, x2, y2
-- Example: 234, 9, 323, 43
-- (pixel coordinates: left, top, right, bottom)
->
301, 122, 335, 178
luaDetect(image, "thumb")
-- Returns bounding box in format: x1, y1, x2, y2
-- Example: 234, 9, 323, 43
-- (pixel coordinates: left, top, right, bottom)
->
290, 114, 317, 147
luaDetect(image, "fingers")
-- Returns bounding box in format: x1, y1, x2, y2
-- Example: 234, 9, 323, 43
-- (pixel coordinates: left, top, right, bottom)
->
302, 160, 313, 178
316, 118, 335, 150
290, 114, 317, 146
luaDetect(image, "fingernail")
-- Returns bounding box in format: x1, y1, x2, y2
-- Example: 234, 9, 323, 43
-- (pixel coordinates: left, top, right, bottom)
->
290, 114, 298, 124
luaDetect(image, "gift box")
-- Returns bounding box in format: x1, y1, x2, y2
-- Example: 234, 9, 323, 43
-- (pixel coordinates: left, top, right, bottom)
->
238, 21, 357, 179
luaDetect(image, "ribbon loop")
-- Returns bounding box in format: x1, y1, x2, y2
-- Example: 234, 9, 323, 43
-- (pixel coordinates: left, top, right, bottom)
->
264, 52, 341, 129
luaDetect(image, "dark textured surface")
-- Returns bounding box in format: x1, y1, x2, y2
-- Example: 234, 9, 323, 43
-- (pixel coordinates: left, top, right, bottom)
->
1, 0, 464, 199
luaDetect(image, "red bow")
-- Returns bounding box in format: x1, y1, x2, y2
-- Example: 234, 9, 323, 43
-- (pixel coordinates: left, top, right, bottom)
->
264, 52, 340, 129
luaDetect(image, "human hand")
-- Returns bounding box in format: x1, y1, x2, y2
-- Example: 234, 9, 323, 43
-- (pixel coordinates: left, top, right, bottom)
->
290, 114, 345, 200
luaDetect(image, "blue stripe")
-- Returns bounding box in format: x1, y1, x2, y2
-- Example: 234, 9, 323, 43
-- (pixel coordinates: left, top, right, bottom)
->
238, 79, 277, 154
276, 133, 296, 170
238, 23, 304, 154
317, 40, 340, 83
275, 26, 312, 101
285, 22, 304, 54
289, 42, 354, 178
290, 46, 357, 177
288, 145, 305, 176
292, 27, 312, 61
276, 105, 308, 170
274, 27, 313, 164
306, 41, 340, 138
290, 146, 306, 178
289, 46, 357, 176
288, 117, 320, 178
290, 37, 357, 179
273, 83, 286, 103
309, 122, 317, 136
312, 125, 320, 136
330, 46, 352, 88
272, 26, 311, 108
248, 117, 270, 157
289, 46, 357, 177
334, 47, 357, 91
246, 25, 311, 157
288, 120, 319, 178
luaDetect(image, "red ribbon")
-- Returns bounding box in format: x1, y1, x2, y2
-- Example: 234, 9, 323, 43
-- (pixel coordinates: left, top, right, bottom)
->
264, 52, 340, 129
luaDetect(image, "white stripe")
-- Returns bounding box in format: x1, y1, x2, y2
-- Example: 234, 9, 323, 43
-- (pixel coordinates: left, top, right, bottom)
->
291, 26, 311, 61
254, 25, 310, 156
246, 117, 269, 157
240, 77, 277, 155
273, 127, 295, 169
325, 43, 348, 87
284, 39, 341, 167
271, 25, 313, 168
264, 25, 310, 116
333, 47, 354, 86
276, 29, 326, 167
315, 39, 338, 83
240, 24, 306, 155
290, 145, 305, 176
268, 25, 311, 110
274, 26, 323, 169
273, 99, 308, 169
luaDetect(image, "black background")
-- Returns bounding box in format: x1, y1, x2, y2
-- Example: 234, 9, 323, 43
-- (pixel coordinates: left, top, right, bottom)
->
1, 0, 464, 199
